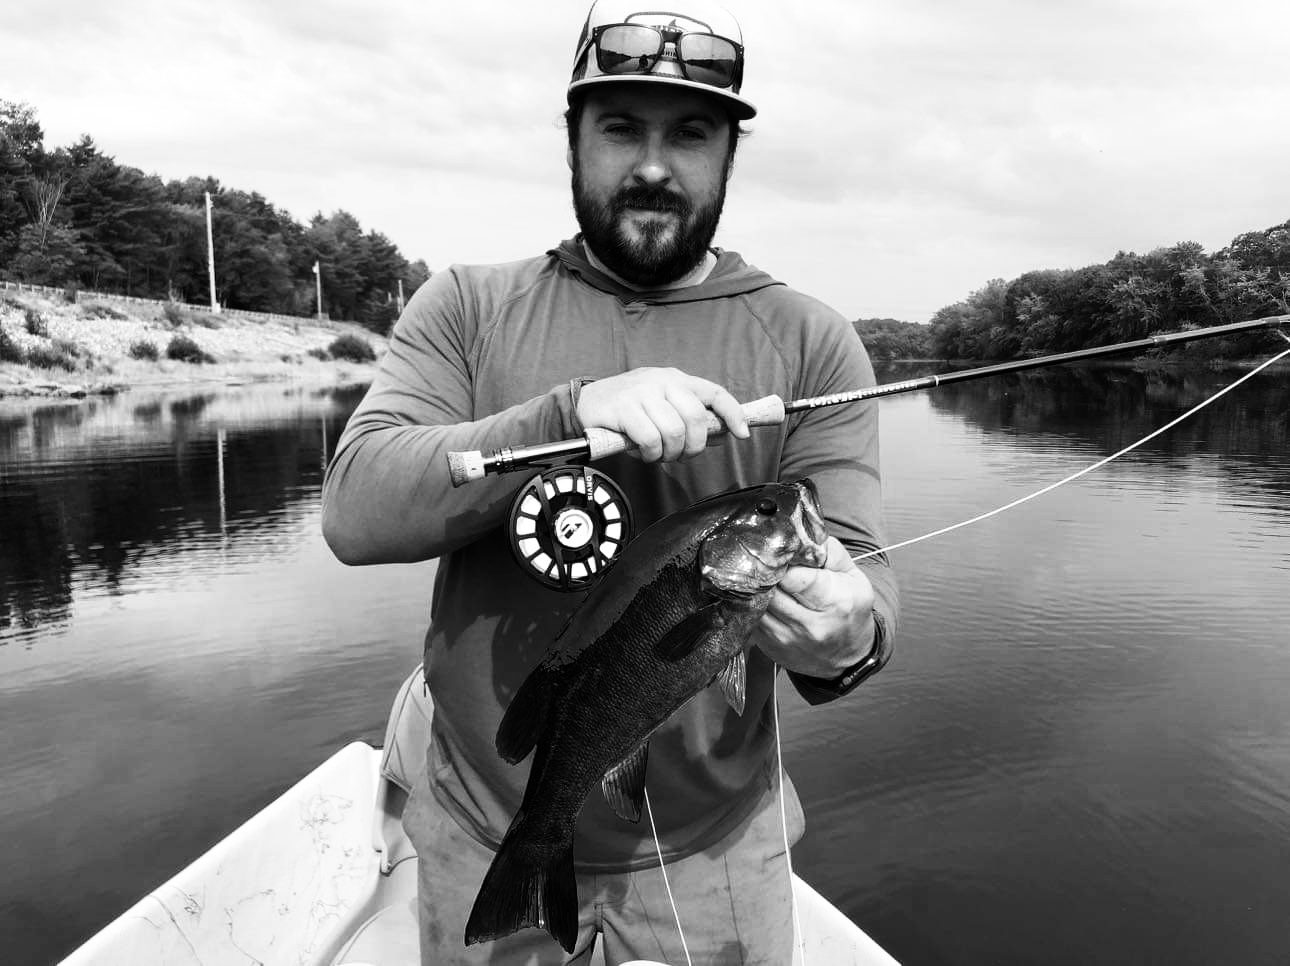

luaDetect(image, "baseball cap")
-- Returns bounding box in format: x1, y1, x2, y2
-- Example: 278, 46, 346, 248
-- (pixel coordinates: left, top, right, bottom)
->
568, 0, 757, 119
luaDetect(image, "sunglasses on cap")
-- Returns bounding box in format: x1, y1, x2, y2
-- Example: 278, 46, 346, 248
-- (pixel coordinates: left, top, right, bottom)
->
582, 22, 744, 90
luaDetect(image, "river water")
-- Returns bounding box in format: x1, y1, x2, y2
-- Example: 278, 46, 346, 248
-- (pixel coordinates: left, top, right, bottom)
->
2, 361, 1288, 965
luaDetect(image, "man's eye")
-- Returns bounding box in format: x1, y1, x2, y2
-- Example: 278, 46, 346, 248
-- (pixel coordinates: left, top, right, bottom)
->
674, 128, 710, 144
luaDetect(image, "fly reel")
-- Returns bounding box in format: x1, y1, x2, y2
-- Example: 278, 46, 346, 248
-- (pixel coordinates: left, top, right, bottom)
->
507, 464, 633, 592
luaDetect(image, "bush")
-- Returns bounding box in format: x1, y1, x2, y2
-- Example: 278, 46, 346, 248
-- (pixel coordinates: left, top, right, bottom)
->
128, 339, 160, 361
25, 340, 80, 372
0, 325, 24, 364
163, 302, 188, 326
307, 346, 330, 361
327, 333, 375, 363
166, 334, 215, 364
79, 301, 130, 321
23, 307, 48, 337
191, 311, 222, 329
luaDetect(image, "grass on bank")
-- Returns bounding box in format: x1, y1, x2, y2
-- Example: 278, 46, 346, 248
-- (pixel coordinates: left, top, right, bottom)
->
0, 289, 384, 392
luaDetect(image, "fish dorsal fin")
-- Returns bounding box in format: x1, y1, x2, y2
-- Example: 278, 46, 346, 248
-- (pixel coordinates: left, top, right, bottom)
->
653, 602, 726, 662
495, 665, 556, 765
601, 742, 649, 822
715, 651, 747, 715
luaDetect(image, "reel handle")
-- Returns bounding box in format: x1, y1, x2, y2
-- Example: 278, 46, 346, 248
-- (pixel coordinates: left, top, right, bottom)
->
447, 394, 786, 486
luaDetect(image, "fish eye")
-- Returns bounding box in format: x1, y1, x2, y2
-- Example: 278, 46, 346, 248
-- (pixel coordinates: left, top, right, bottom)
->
755, 499, 777, 515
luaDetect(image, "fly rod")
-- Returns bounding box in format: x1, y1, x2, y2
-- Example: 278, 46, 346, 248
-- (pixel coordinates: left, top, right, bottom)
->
447, 313, 1289, 486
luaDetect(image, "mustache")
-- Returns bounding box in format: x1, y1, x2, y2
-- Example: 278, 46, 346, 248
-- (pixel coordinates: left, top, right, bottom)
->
611, 186, 692, 216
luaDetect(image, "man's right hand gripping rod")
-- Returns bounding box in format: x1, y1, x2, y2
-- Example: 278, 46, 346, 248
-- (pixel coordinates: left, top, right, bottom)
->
446, 394, 788, 486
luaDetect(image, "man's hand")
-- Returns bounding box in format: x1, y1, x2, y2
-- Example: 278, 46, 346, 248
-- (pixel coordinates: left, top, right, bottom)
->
755, 537, 877, 677
576, 367, 750, 462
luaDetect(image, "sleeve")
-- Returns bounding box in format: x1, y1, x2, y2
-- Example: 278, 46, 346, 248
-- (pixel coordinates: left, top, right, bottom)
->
774, 306, 900, 702
320, 268, 582, 565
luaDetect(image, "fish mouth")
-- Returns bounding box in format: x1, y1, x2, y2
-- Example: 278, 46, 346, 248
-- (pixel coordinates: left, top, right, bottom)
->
791, 479, 829, 567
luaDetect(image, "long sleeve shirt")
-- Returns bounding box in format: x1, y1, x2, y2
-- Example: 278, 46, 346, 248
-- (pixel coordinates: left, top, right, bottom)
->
322, 238, 898, 869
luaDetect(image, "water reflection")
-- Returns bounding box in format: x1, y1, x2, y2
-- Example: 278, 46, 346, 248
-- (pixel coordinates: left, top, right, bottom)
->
924, 364, 1290, 472
0, 383, 368, 645
0, 380, 438, 965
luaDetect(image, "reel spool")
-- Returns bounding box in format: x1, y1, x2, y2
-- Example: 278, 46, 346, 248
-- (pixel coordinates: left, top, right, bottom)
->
507, 464, 633, 592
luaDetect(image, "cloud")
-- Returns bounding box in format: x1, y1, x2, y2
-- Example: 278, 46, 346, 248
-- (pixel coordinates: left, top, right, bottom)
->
6, 0, 1290, 322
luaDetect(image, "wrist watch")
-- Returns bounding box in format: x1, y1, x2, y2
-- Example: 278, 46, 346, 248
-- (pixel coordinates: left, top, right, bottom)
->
788, 611, 891, 704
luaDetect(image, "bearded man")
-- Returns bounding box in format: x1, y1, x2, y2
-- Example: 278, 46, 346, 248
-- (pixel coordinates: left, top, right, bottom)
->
322, 2, 899, 963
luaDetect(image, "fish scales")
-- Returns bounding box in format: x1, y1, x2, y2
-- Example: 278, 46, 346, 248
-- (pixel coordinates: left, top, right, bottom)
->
520, 557, 768, 825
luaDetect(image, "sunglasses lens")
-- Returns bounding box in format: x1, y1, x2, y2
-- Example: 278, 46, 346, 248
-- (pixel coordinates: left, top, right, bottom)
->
677, 33, 738, 88
596, 25, 663, 74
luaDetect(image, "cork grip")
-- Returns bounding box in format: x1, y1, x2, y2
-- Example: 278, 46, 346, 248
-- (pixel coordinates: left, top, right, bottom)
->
585, 394, 786, 459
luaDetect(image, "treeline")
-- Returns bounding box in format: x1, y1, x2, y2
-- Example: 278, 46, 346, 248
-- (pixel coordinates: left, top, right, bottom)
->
0, 101, 430, 333
852, 317, 934, 361
927, 224, 1290, 361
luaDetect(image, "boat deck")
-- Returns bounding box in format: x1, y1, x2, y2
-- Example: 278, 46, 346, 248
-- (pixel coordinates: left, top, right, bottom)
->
61, 671, 899, 965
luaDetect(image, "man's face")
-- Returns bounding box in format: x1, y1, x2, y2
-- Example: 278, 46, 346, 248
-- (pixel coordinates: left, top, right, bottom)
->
570, 85, 734, 288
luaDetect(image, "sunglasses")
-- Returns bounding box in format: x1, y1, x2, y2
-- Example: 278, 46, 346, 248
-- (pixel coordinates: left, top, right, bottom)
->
585, 23, 744, 90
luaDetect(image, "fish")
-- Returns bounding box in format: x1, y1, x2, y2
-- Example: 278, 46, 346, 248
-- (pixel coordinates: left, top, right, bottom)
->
464, 479, 829, 953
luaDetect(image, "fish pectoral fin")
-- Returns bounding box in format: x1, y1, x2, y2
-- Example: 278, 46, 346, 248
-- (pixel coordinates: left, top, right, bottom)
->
715, 650, 747, 715
653, 603, 726, 661
496, 666, 556, 765
601, 742, 649, 822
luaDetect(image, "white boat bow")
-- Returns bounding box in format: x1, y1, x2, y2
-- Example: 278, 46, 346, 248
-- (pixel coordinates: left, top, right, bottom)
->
61, 667, 898, 965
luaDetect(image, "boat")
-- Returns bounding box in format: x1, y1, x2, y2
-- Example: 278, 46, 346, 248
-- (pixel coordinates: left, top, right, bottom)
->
60, 667, 900, 965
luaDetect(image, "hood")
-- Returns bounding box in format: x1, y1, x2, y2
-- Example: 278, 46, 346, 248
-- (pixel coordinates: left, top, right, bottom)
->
549, 236, 784, 305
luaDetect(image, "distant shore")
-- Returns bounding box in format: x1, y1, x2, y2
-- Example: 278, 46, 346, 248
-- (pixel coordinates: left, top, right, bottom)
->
0, 289, 385, 399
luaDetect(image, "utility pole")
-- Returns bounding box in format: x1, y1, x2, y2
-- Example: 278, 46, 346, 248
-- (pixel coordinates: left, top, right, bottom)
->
397, 278, 405, 315
313, 260, 323, 320
204, 192, 220, 313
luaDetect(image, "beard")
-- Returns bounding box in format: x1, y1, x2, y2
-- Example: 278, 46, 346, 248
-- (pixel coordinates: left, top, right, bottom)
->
572, 163, 727, 288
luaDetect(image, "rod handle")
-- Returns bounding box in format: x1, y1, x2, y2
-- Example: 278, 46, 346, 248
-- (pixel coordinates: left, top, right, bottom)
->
585, 394, 786, 460
446, 394, 786, 486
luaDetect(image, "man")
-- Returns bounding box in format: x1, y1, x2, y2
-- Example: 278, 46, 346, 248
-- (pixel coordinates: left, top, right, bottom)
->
322, 2, 899, 963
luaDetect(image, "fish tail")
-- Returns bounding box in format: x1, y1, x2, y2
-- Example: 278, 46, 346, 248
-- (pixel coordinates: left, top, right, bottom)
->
464, 811, 579, 953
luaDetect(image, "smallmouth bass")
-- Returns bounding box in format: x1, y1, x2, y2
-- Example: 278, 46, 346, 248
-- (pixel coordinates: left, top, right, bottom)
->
465, 479, 829, 953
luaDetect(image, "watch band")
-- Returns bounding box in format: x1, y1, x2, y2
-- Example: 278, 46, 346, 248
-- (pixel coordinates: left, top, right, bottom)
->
788, 611, 891, 705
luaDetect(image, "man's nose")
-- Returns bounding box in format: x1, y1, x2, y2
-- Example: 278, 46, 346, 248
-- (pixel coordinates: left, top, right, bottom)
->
632, 135, 671, 185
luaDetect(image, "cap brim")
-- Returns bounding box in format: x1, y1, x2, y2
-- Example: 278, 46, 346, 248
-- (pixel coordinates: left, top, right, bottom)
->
568, 75, 757, 120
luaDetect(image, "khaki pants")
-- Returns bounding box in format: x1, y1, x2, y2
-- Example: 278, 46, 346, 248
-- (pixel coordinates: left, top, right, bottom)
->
403, 781, 802, 966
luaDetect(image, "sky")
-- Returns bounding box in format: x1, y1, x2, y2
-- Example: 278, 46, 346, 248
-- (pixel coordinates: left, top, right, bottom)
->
6, 0, 1289, 323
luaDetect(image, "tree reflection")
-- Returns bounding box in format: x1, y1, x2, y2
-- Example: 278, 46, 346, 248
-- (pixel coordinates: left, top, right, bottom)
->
0, 385, 367, 641
897, 362, 1290, 494
0, 486, 72, 632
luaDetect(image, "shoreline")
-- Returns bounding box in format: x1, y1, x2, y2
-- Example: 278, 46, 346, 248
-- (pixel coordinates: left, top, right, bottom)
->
0, 288, 385, 399
0, 358, 376, 400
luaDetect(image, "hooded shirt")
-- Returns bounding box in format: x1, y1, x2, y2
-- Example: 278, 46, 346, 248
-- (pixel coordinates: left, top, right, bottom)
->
322, 238, 898, 870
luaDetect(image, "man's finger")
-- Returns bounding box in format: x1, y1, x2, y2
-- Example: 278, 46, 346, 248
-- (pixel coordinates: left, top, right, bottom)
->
665, 387, 714, 458
775, 568, 833, 610
703, 384, 751, 438
619, 408, 664, 462
822, 537, 860, 573
641, 397, 688, 461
